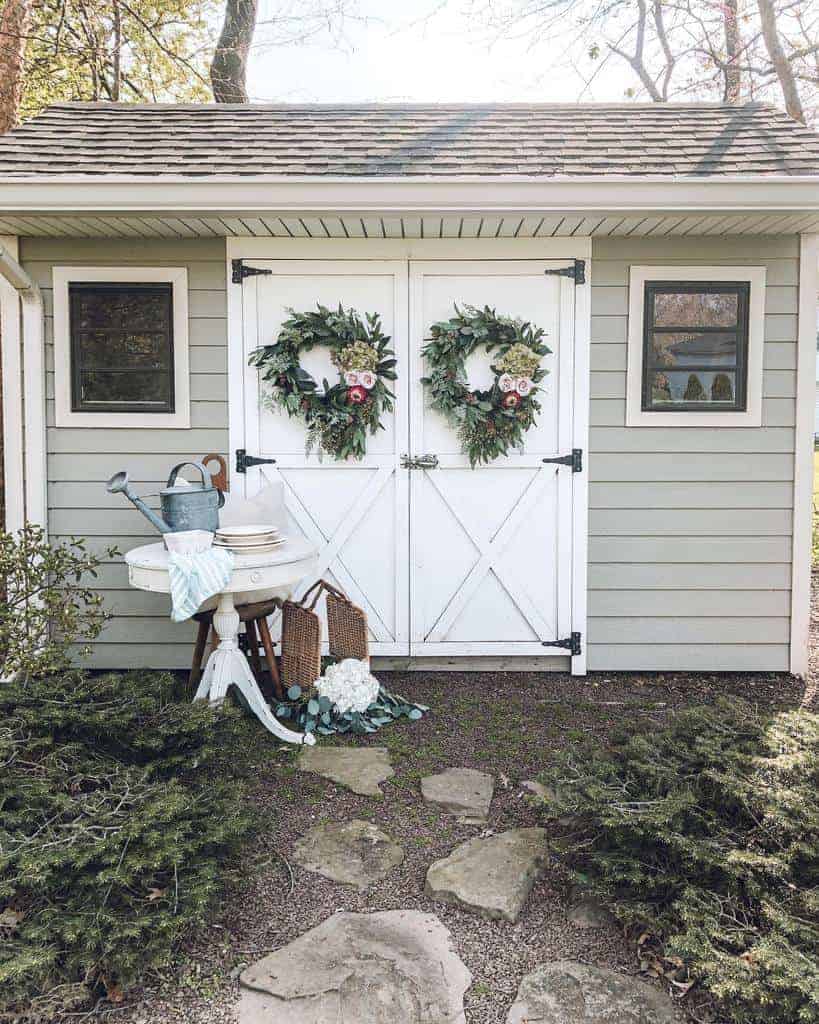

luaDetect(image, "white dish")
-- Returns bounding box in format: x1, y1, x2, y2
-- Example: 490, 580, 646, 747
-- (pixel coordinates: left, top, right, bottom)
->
217, 541, 285, 554
164, 530, 214, 554
215, 523, 279, 538
214, 538, 282, 549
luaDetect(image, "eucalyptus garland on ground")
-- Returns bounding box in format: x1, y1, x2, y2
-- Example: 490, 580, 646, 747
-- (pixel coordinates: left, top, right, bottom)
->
249, 304, 397, 461
421, 304, 551, 467
275, 658, 429, 737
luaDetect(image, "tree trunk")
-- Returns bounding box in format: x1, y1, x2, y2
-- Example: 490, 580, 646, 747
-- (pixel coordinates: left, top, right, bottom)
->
756, 0, 805, 122
211, 0, 257, 103
723, 0, 742, 103
0, 0, 32, 134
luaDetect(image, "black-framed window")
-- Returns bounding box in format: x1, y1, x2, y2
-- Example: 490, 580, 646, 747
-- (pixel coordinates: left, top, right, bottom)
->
69, 282, 175, 414
641, 281, 750, 413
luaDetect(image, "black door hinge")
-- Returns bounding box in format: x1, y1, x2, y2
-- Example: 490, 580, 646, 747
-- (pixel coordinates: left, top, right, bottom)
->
543, 448, 582, 473
235, 449, 277, 474
544, 259, 586, 285
542, 632, 582, 656
231, 259, 273, 285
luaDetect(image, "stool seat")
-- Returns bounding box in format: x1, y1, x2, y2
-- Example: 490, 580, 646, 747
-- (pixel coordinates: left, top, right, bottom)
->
189, 598, 283, 700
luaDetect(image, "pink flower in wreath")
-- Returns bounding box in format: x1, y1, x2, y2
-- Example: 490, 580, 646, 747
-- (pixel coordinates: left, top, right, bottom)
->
358, 370, 376, 390
344, 370, 360, 387
502, 392, 521, 409
347, 385, 368, 405
516, 377, 533, 396
498, 373, 515, 393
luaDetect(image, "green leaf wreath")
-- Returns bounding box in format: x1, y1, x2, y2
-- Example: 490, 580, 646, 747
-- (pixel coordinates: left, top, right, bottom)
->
421, 304, 551, 467
248, 304, 397, 461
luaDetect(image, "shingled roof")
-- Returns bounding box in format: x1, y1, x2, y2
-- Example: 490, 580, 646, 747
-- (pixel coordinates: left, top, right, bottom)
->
1, 101, 818, 178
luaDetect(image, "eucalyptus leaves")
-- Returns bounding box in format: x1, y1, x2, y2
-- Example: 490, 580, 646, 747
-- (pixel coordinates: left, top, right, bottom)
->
248, 304, 397, 461
275, 658, 428, 737
421, 304, 551, 466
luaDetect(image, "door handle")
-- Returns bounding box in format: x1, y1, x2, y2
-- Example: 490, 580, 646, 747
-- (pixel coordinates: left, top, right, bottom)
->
400, 453, 439, 470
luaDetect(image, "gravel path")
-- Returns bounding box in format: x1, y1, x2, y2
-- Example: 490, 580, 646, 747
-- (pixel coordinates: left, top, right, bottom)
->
109, 666, 807, 1024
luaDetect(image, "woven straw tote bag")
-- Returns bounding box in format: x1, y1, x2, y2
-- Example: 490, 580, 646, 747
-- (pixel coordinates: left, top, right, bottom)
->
281, 581, 323, 690
323, 581, 370, 663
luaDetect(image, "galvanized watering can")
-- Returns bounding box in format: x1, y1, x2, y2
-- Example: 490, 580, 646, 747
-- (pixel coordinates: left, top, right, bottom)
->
106, 461, 225, 535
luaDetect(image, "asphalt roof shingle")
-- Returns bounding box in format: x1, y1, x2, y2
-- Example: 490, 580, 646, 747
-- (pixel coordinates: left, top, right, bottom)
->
0, 101, 818, 177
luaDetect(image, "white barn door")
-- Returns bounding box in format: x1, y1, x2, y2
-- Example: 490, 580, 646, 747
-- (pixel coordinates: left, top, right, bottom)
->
241, 260, 409, 656
408, 261, 576, 657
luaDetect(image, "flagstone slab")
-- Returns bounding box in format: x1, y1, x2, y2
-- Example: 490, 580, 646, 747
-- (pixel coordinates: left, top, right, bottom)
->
505, 961, 678, 1024
292, 819, 405, 889
297, 745, 393, 797
568, 894, 618, 930
238, 910, 471, 1024
425, 827, 548, 923
421, 768, 494, 825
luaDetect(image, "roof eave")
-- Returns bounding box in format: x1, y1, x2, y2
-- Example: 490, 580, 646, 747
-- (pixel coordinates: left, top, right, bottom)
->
0, 175, 817, 213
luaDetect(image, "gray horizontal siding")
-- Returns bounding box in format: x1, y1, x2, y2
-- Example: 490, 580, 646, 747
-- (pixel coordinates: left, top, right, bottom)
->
587, 235, 797, 672
23, 236, 229, 669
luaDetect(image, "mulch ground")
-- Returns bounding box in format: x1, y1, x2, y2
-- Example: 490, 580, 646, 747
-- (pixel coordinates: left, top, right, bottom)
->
104, 659, 811, 1024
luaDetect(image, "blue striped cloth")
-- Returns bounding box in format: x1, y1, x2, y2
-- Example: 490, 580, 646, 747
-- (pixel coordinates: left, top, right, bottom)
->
168, 548, 235, 622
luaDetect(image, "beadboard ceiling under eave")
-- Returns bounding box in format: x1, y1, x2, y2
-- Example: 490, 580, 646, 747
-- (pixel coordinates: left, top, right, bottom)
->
2, 211, 819, 238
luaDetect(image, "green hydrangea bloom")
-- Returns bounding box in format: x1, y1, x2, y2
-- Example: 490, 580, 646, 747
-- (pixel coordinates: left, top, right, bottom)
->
334, 340, 380, 372
496, 343, 541, 377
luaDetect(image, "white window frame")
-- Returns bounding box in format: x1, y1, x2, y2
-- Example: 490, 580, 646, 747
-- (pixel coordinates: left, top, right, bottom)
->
626, 265, 766, 427
53, 266, 190, 428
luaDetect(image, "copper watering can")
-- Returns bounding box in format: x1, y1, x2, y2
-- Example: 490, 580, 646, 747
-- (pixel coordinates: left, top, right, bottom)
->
106, 461, 225, 535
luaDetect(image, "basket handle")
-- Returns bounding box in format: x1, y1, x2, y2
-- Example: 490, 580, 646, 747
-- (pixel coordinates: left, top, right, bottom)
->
299, 579, 349, 611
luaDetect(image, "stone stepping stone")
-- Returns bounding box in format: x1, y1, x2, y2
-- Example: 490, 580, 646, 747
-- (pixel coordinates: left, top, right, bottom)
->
298, 745, 393, 797
425, 827, 547, 923
506, 961, 678, 1023
239, 909, 471, 1024
568, 894, 618, 930
421, 768, 494, 825
292, 819, 404, 890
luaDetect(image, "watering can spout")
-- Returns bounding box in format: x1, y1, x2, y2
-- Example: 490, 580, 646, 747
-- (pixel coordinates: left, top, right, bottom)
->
106, 470, 171, 534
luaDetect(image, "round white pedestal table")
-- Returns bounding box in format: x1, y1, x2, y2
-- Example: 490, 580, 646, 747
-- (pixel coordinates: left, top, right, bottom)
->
125, 537, 319, 745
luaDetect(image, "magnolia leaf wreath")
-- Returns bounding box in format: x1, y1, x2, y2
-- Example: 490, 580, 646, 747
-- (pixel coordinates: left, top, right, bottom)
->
421, 304, 551, 467
248, 304, 397, 461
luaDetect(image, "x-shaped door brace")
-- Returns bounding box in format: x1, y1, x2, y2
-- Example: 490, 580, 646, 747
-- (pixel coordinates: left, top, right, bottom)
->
425, 467, 557, 643
261, 465, 394, 643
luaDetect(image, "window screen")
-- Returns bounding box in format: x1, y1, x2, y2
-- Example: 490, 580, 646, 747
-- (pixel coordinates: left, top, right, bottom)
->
642, 282, 750, 413
69, 283, 174, 414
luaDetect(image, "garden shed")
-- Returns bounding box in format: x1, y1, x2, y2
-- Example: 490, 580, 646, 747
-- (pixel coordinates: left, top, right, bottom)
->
0, 101, 817, 676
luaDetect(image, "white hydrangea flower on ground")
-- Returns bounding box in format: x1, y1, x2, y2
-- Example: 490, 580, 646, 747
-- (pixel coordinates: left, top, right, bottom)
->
316, 658, 379, 714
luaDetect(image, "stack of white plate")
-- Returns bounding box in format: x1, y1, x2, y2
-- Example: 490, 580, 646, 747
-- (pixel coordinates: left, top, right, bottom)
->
214, 523, 284, 554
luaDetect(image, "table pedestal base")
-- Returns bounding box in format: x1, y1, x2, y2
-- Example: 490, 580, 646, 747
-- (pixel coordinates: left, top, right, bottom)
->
193, 591, 315, 746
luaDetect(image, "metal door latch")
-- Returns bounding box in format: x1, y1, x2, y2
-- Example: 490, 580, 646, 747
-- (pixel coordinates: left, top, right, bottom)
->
400, 453, 439, 470
235, 449, 277, 474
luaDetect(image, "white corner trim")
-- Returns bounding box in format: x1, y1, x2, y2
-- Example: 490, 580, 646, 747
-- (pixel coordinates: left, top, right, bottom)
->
625, 265, 766, 428
52, 266, 190, 429
571, 255, 590, 677
0, 239, 47, 531
791, 234, 819, 677
0, 236, 24, 532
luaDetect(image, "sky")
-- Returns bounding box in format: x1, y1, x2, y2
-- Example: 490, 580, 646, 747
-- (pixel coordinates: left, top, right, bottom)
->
247, 0, 633, 105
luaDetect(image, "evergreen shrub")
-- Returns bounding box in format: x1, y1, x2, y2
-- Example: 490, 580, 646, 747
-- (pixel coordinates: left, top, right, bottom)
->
0, 671, 258, 1014
541, 698, 819, 1023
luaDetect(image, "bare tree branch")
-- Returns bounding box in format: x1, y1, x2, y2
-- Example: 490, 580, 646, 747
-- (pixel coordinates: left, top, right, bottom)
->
757, 0, 806, 120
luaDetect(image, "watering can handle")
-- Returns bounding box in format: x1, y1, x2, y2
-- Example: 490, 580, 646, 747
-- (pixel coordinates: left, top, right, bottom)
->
166, 461, 212, 490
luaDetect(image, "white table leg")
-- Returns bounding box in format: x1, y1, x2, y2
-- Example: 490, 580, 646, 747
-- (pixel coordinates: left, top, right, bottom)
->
194, 591, 315, 746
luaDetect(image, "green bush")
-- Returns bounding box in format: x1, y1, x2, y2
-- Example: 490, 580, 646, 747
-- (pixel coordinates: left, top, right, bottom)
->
541, 698, 819, 1024
0, 524, 117, 680
0, 671, 259, 1015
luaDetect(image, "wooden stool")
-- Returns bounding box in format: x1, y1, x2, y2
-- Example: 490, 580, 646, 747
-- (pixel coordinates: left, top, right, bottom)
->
189, 598, 284, 701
